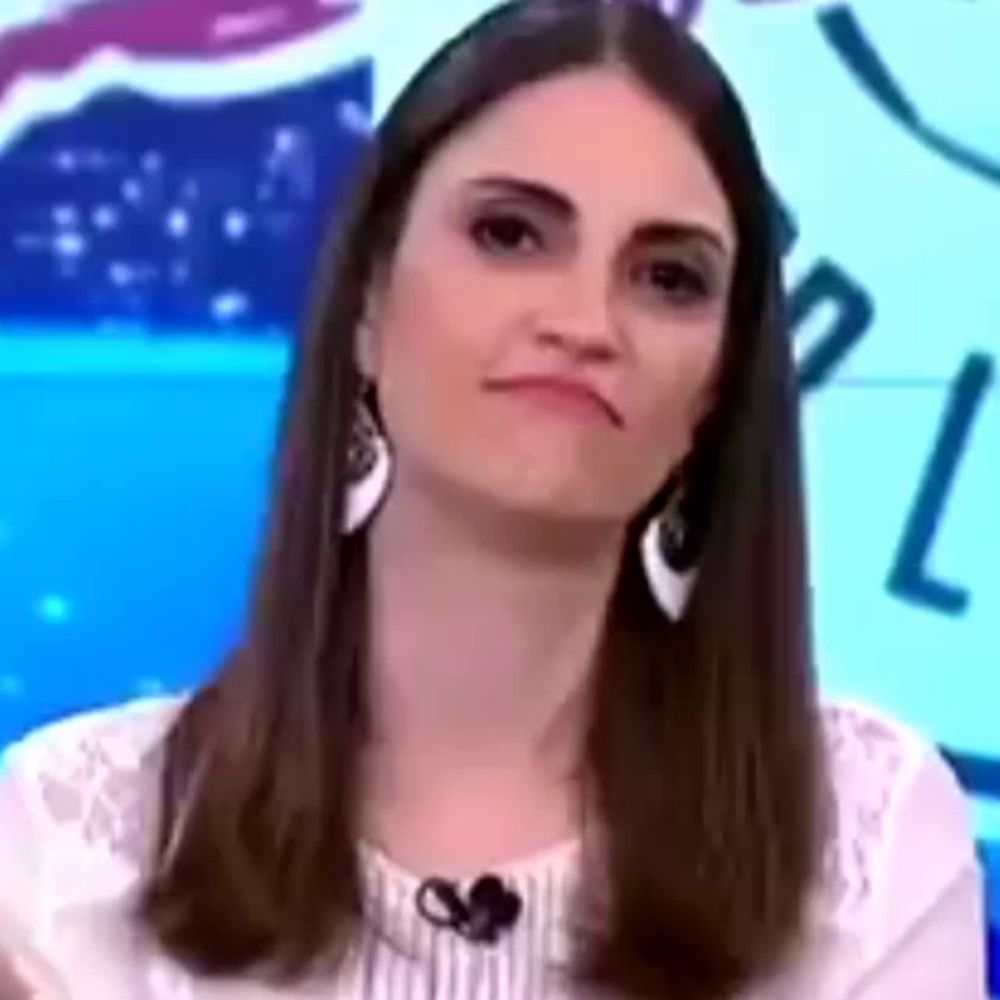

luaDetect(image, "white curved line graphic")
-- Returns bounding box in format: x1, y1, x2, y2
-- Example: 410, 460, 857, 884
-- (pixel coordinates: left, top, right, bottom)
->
0, 10, 374, 154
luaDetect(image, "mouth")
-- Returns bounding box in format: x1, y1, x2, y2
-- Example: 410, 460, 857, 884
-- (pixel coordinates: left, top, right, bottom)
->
483, 375, 624, 428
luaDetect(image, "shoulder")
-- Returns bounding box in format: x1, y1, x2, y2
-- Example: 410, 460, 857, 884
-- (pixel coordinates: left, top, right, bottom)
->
0, 694, 189, 906
3, 693, 187, 778
814, 698, 982, 958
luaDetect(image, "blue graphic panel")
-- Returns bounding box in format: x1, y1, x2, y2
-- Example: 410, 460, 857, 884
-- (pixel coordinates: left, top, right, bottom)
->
0, 72, 370, 331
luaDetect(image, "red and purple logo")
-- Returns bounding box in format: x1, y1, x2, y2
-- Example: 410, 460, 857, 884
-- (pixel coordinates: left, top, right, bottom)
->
0, 0, 366, 150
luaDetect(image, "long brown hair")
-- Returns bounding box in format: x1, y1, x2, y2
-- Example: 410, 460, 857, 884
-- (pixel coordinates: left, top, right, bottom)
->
138, 3, 826, 997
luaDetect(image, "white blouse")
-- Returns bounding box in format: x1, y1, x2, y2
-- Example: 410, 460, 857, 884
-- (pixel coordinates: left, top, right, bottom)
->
0, 695, 987, 999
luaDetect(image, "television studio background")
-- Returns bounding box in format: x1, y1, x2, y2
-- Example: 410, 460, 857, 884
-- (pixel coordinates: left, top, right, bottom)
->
0, 0, 996, 987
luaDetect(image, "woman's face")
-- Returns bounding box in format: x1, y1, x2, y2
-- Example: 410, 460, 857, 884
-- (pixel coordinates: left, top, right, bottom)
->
362, 66, 736, 525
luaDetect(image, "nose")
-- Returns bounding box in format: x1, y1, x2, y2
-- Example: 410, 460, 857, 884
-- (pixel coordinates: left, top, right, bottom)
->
534, 269, 623, 364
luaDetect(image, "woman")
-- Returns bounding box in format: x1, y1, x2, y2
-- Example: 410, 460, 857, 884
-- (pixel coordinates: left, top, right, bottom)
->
0, 1, 986, 997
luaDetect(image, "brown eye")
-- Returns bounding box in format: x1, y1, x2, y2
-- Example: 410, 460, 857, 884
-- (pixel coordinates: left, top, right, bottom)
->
470, 212, 544, 256
635, 259, 712, 306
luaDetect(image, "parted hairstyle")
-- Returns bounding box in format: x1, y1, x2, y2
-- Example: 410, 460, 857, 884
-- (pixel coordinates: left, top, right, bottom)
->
138, 3, 826, 998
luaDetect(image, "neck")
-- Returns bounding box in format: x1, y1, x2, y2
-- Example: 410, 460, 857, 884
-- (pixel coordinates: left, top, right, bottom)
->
361, 467, 625, 791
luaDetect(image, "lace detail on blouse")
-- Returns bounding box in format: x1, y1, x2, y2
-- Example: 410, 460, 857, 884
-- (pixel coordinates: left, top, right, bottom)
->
36, 735, 150, 869
814, 701, 925, 933
3, 699, 178, 911
2, 694, 934, 949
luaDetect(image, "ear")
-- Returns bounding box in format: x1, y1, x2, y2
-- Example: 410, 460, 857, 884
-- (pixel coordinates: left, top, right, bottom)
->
690, 376, 719, 429
355, 318, 379, 382
356, 275, 387, 381
679, 378, 720, 464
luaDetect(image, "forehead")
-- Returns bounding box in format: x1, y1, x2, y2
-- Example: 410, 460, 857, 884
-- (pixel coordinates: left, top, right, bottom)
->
416, 66, 735, 247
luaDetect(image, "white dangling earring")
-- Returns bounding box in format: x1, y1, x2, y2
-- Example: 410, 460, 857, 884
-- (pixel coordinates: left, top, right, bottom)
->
341, 383, 392, 534
640, 477, 698, 621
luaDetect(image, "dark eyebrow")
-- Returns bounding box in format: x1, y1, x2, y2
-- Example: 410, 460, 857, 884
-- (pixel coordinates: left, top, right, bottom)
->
630, 221, 731, 261
463, 174, 733, 260
465, 175, 575, 218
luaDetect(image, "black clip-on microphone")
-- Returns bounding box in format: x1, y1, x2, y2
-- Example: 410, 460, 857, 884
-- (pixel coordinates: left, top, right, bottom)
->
415, 874, 523, 944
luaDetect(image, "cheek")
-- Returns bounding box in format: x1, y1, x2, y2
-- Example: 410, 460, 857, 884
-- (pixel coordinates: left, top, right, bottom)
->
373, 256, 494, 456
637, 324, 724, 463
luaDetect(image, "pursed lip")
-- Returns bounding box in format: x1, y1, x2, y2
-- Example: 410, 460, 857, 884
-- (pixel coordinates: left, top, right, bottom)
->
483, 374, 624, 428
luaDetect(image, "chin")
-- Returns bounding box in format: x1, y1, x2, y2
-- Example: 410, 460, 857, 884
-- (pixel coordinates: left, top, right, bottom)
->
431, 456, 635, 526
484, 482, 628, 527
